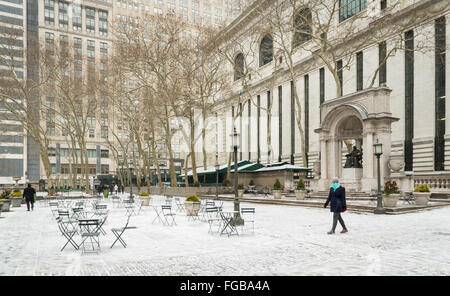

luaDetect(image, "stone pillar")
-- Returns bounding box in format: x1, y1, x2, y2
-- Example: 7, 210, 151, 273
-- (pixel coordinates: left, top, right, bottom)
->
318, 138, 329, 191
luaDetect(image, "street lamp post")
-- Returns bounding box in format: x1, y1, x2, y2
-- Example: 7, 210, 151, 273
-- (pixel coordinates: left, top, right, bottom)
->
215, 153, 220, 200
373, 140, 386, 214
231, 128, 244, 225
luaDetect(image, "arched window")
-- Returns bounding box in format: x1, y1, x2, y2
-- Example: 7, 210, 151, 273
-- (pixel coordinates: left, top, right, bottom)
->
259, 35, 273, 67
293, 8, 312, 48
234, 53, 244, 81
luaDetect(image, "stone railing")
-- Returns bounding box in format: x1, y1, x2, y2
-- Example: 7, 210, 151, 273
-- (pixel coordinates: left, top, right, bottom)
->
413, 175, 450, 193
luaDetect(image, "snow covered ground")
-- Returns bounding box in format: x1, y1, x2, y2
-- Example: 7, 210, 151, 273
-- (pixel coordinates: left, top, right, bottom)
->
0, 195, 449, 276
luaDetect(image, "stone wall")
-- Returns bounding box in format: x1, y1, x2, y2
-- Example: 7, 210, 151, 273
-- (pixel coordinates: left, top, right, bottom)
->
145, 186, 232, 197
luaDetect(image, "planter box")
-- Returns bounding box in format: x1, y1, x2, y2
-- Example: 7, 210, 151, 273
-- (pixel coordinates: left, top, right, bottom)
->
11, 197, 22, 207
273, 190, 283, 200
382, 194, 401, 207
185, 201, 201, 216
0, 200, 11, 212
295, 190, 306, 200
140, 196, 151, 206
238, 189, 244, 197
414, 192, 430, 206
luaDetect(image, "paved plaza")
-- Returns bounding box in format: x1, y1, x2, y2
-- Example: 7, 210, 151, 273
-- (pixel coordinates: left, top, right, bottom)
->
0, 195, 449, 276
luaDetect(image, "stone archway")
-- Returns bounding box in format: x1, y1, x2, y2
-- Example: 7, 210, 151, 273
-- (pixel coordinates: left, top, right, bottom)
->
314, 87, 399, 192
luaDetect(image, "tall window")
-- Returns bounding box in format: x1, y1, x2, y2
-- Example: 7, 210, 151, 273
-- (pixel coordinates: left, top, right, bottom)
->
259, 35, 273, 67
435, 16, 446, 171
86, 7, 95, 34
356, 51, 363, 91
304, 74, 310, 168
319, 67, 325, 122
293, 8, 312, 48
99, 10, 108, 36
337, 60, 343, 96
257, 95, 261, 163
58, 1, 68, 29
72, 4, 82, 31
404, 30, 414, 171
339, 0, 367, 22
378, 41, 387, 85
234, 53, 244, 81
44, 0, 55, 26
278, 85, 282, 162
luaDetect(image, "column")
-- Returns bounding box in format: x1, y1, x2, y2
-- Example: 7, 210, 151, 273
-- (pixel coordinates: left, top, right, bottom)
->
320, 139, 328, 179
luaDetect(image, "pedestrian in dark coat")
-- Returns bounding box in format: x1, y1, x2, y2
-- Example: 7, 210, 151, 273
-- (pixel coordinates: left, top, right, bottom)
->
23, 184, 36, 211
121, 185, 124, 194
324, 177, 348, 234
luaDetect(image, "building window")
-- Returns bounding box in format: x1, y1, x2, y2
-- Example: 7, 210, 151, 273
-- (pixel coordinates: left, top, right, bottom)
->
101, 128, 108, 139
356, 51, 363, 91
234, 53, 244, 81
86, 7, 96, 34
58, 1, 68, 29
293, 8, 312, 48
99, 10, 108, 36
337, 60, 343, 96
339, 0, 367, 22
101, 150, 109, 158
378, 41, 387, 85
259, 35, 273, 67
44, 0, 55, 26
404, 30, 414, 171
435, 16, 446, 171
89, 129, 95, 138
381, 0, 387, 10
278, 85, 282, 162
72, 4, 82, 31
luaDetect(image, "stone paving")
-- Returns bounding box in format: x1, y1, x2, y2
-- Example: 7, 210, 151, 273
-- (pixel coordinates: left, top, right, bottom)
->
1, 196, 450, 276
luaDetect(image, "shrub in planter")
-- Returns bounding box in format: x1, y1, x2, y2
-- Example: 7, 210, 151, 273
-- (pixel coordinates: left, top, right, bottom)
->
140, 191, 151, 206
11, 190, 22, 207
272, 179, 283, 199
414, 184, 430, 206
295, 178, 307, 200
193, 181, 201, 187
238, 184, 244, 197
382, 180, 401, 207
249, 179, 255, 186
0, 189, 12, 212
185, 195, 201, 216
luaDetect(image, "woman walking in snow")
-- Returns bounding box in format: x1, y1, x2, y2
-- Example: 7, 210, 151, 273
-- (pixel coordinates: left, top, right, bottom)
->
324, 177, 348, 234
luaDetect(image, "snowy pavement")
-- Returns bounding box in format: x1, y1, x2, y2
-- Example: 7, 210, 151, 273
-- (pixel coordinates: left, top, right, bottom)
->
0, 195, 449, 276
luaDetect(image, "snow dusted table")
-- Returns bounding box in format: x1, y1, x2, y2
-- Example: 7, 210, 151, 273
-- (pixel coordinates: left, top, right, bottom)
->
220, 210, 239, 237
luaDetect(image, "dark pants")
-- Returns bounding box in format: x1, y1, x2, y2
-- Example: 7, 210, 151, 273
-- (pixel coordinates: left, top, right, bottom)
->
332, 212, 346, 231
26, 199, 34, 211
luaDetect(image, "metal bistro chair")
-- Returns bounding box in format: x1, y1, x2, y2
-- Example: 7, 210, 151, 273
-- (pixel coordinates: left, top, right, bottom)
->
124, 199, 137, 216
165, 195, 174, 206
186, 201, 201, 221
205, 207, 222, 234
111, 195, 121, 208
110, 215, 132, 248
200, 201, 216, 222
161, 205, 176, 226
58, 209, 78, 233
79, 219, 101, 254
174, 197, 185, 212
240, 207, 256, 234
49, 201, 59, 217
403, 191, 415, 205
56, 216, 79, 251
94, 204, 109, 216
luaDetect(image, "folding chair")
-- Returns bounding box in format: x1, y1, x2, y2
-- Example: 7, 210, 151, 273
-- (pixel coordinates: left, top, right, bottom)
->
165, 195, 173, 205
49, 201, 59, 217
111, 215, 132, 248
79, 219, 101, 254
200, 202, 216, 222
151, 205, 165, 225
124, 200, 137, 216
56, 217, 79, 251
135, 201, 144, 215
71, 207, 84, 220
206, 207, 222, 234
94, 204, 108, 216
403, 191, 415, 205
174, 197, 185, 212
161, 205, 176, 226
111, 195, 121, 208
240, 207, 255, 234
219, 211, 239, 237
58, 209, 78, 233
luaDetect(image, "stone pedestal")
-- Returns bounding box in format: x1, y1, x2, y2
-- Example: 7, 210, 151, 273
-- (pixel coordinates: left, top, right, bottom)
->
341, 168, 363, 191
390, 172, 414, 193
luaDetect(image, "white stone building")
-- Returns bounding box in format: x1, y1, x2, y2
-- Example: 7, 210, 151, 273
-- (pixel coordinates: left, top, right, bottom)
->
204, 0, 450, 193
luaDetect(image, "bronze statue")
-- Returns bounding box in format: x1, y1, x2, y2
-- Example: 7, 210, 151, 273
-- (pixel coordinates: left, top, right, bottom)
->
344, 146, 363, 168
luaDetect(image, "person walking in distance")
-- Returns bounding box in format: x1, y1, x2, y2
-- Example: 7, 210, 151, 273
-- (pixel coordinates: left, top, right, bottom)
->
23, 184, 36, 212
114, 184, 118, 195
324, 177, 348, 234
